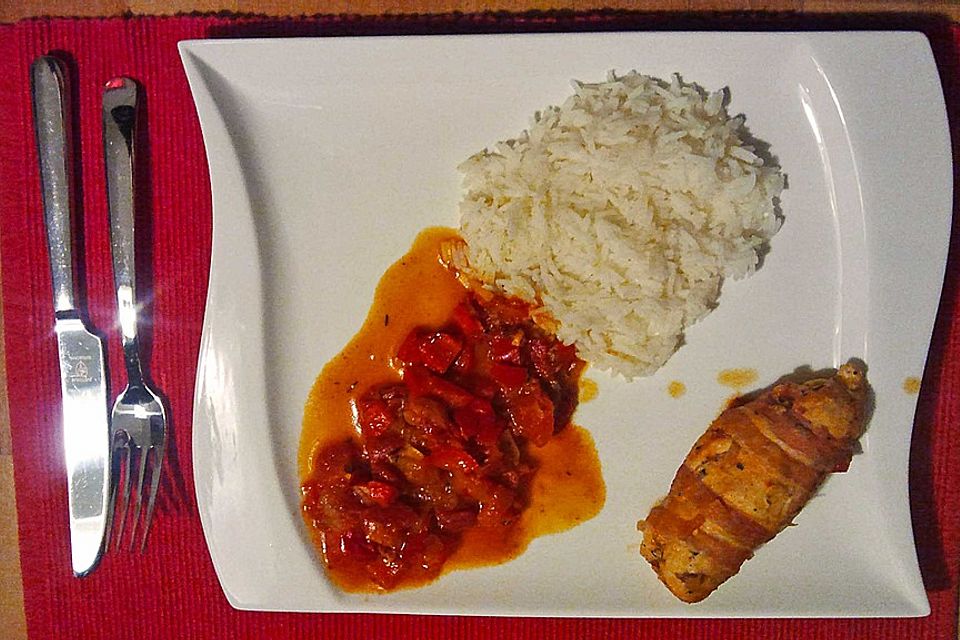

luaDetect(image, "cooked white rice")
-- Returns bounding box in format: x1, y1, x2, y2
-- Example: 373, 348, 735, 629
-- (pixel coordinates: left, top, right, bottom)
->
452, 71, 784, 379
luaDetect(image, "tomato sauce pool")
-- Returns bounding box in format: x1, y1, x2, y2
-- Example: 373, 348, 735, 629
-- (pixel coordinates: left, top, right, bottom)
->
298, 227, 605, 592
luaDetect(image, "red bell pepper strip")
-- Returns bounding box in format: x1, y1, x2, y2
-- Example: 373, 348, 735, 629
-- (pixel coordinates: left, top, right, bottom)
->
354, 480, 399, 507
490, 363, 528, 389
503, 383, 554, 447
357, 397, 394, 437
418, 332, 463, 374
451, 302, 484, 338
426, 446, 480, 474
452, 398, 496, 440
403, 365, 476, 408
488, 332, 523, 364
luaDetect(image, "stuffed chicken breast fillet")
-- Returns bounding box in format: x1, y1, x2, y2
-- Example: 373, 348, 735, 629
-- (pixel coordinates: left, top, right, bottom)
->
639, 362, 868, 603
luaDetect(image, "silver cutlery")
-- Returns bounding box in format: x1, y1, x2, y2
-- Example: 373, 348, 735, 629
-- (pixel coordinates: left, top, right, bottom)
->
102, 76, 167, 552
31, 55, 111, 577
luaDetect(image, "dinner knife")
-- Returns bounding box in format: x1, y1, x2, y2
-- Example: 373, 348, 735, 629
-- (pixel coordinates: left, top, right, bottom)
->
31, 56, 110, 577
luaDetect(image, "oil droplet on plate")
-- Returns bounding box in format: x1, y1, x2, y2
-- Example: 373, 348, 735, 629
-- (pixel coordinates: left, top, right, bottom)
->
903, 376, 921, 394
667, 380, 686, 398
717, 368, 758, 390
579, 378, 598, 402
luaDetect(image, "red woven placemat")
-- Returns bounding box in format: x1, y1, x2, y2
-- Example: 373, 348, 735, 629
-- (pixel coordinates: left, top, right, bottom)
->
0, 13, 958, 640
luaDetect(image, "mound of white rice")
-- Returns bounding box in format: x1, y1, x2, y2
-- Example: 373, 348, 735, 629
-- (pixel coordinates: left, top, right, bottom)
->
452, 71, 784, 379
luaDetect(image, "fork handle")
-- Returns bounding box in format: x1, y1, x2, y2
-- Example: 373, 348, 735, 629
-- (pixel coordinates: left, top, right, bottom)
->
31, 56, 76, 315
103, 77, 142, 380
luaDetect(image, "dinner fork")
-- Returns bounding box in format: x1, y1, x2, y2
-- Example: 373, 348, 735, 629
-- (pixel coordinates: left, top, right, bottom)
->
102, 76, 167, 552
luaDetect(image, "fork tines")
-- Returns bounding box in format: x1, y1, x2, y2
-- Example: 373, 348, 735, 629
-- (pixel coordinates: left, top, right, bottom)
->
105, 414, 166, 553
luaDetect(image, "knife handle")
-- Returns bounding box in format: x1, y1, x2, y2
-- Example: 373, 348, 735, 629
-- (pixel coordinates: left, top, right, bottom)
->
31, 56, 76, 315
102, 78, 140, 361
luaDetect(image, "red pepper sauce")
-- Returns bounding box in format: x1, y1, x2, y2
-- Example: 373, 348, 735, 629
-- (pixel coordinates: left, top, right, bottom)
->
298, 227, 605, 592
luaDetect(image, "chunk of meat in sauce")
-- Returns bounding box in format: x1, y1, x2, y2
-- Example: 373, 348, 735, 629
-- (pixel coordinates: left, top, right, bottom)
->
301, 293, 584, 590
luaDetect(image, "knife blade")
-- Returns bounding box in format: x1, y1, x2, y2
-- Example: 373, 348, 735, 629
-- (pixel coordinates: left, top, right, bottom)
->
31, 56, 111, 577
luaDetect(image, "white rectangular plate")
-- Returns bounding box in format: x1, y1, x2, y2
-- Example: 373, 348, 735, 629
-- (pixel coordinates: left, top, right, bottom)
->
180, 32, 950, 617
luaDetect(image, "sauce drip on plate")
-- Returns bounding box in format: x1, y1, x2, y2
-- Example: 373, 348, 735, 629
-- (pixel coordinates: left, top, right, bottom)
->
717, 368, 759, 390
299, 227, 604, 592
903, 376, 921, 395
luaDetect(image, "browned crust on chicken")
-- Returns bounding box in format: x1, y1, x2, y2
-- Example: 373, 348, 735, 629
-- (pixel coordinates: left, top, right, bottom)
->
639, 362, 868, 603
